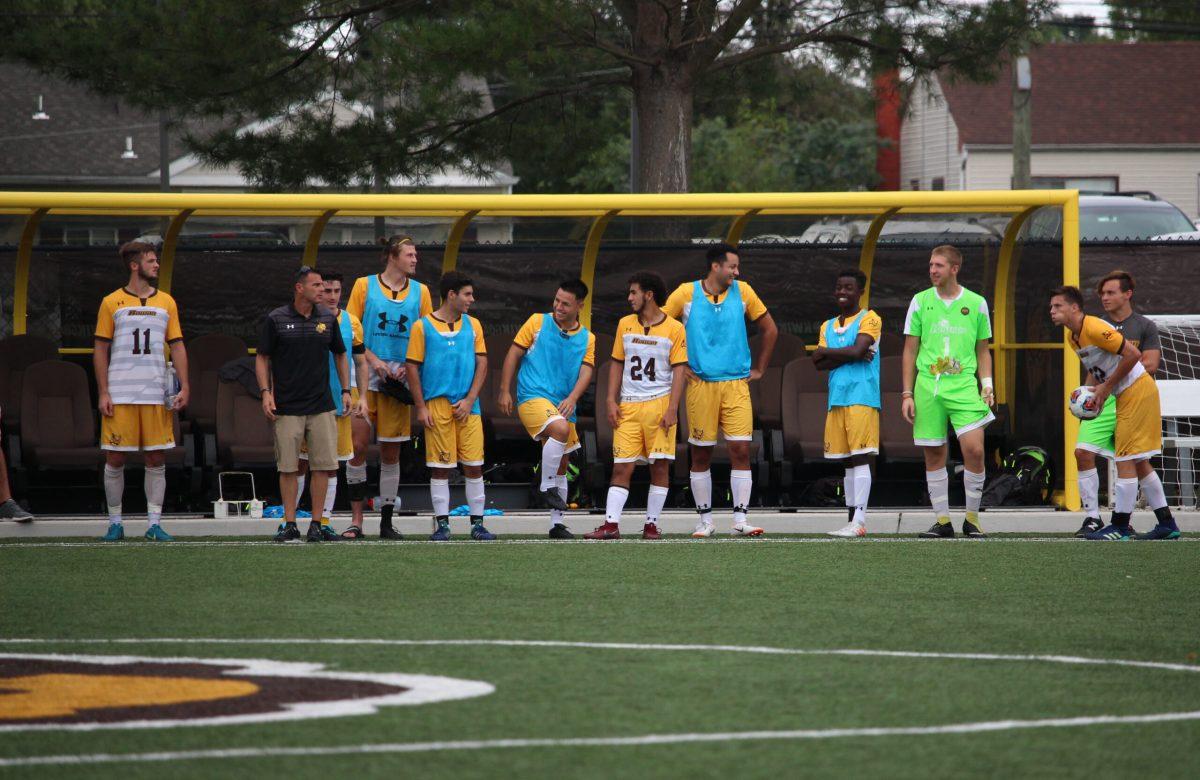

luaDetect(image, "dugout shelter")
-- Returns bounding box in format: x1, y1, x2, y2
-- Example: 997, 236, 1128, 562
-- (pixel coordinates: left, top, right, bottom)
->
0, 190, 1085, 509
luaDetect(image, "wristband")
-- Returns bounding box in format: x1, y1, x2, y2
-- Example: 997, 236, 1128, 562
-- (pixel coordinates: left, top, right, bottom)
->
901, 391, 914, 399
342, 389, 351, 394
260, 387, 272, 394
981, 377, 994, 391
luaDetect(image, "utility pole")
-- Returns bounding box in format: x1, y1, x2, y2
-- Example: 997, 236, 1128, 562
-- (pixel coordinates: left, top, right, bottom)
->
1012, 47, 1032, 190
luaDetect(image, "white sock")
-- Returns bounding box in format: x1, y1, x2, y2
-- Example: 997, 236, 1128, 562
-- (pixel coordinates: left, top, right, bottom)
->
380, 461, 400, 507
346, 462, 367, 485
605, 486, 629, 525
730, 469, 752, 523
964, 469, 986, 514
1115, 476, 1138, 515
104, 464, 124, 523
540, 437, 566, 491
1139, 471, 1168, 511
295, 473, 306, 506
323, 477, 337, 517
465, 476, 486, 517
926, 468, 950, 518
843, 467, 856, 512
1078, 468, 1100, 518
646, 485, 668, 525
690, 470, 713, 522
853, 464, 872, 525
144, 465, 166, 526
430, 478, 450, 517
550, 474, 568, 527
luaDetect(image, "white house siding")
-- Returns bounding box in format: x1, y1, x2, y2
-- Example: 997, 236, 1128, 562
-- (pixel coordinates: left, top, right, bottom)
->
899, 77, 963, 191
965, 148, 1200, 219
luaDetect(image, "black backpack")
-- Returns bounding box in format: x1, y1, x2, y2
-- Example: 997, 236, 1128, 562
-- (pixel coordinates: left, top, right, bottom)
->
981, 445, 1054, 507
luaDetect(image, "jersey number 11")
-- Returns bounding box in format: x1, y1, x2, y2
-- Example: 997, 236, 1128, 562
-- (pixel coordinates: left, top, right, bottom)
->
130, 328, 152, 355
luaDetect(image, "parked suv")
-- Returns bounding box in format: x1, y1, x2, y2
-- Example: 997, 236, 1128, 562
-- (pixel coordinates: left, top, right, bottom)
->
1023, 193, 1196, 241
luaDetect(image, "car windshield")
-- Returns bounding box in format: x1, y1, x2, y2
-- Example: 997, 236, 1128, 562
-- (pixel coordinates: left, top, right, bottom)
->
1080, 205, 1195, 240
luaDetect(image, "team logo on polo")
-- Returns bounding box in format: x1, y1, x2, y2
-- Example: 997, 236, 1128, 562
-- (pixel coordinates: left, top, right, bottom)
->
0, 653, 493, 731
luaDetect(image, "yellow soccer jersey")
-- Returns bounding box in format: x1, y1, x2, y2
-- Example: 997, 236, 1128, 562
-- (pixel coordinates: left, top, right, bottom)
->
513, 313, 596, 366
612, 313, 688, 401
817, 309, 882, 348
94, 288, 183, 405
662, 280, 768, 325
406, 314, 486, 363
1072, 314, 1145, 396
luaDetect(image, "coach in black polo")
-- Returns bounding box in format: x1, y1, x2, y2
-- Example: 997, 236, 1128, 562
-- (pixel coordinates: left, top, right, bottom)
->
256, 266, 350, 543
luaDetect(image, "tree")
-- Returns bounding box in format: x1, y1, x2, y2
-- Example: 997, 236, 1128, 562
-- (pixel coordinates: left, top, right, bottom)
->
1107, 1, 1200, 41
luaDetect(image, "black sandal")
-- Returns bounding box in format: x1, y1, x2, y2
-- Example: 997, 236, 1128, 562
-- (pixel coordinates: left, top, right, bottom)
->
341, 525, 366, 540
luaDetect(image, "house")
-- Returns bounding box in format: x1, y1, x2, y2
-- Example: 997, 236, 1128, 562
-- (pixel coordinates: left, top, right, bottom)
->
0, 63, 517, 244
900, 41, 1200, 219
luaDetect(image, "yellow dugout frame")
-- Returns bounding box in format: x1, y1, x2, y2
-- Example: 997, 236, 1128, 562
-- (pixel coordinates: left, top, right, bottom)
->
0, 190, 1083, 508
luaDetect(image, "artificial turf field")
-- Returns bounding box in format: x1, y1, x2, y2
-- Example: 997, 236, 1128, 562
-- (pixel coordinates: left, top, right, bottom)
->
2, 536, 1199, 777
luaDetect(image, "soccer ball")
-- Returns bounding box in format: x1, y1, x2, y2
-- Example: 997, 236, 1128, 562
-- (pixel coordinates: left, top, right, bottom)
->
1069, 386, 1101, 420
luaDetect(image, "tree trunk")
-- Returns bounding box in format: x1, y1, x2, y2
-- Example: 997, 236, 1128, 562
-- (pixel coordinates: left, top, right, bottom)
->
632, 64, 693, 194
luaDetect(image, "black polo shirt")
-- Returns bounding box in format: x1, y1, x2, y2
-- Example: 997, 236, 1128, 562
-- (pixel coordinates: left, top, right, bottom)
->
258, 302, 346, 416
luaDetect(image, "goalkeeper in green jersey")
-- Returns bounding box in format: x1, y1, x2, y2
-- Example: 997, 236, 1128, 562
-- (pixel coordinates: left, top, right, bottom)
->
901, 245, 995, 538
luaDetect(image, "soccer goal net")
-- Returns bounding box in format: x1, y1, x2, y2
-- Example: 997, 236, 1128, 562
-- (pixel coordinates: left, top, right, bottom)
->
1150, 315, 1200, 509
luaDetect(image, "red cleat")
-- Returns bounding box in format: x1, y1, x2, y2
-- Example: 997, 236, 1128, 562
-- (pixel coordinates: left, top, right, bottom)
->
584, 521, 621, 540
642, 522, 662, 540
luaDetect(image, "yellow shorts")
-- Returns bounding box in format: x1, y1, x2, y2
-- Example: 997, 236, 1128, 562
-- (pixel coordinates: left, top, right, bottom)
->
685, 377, 752, 446
424, 397, 485, 469
823, 405, 880, 459
301, 388, 358, 462
367, 389, 412, 443
100, 404, 175, 452
517, 398, 581, 453
613, 395, 677, 463
1115, 373, 1162, 462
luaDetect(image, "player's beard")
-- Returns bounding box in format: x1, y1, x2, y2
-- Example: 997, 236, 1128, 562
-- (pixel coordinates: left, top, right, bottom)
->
137, 269, 157, 285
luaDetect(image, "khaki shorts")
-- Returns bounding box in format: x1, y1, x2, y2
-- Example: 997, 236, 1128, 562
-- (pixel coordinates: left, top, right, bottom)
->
275, 412, 338, 473
301, 388, 358, 462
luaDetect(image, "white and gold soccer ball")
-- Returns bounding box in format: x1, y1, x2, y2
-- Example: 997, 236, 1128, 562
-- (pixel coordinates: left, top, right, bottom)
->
1069, 386, 1102, 420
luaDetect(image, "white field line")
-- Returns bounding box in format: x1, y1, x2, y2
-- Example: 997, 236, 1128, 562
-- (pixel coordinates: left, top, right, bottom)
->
2, 711, 1200, 767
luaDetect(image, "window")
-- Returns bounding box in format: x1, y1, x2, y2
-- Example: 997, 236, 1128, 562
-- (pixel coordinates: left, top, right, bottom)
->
1030, 176, 1118, 193
909, 179, 920, 191
931, 177, 945, 191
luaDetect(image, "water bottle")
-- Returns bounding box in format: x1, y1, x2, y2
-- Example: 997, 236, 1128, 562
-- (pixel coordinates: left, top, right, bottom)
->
165, 363, 181, 409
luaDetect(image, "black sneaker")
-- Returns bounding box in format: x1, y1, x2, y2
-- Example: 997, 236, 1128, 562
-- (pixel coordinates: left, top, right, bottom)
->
919, 520, 955, 538
962, 519, 987, 539
540, 488, 568, 512
549, 523, 574, 540
0, 498, 33, 522
379, 503, 404, 540
305, 521, 323, 542
273, 523, 301, 542
1074, 517, 1104, 538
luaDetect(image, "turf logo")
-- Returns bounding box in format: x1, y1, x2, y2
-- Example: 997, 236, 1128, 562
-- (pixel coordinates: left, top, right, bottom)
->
0, 653, 493, 732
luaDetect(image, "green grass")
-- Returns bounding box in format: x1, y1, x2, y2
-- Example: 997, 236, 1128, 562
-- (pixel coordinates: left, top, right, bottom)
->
2, 539, 1199, 778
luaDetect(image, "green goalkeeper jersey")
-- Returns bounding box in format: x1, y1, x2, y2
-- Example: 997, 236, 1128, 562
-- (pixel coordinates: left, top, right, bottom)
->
903, 286, 992, 378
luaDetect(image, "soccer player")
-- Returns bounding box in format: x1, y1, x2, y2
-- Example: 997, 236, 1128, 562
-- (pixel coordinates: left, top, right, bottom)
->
346, 235, 434, 539
1071, 270, 1161, 538
901, 245, 993, 539
94, 241, 190, 542
662, 242, 777, 538
1050, 286, 1180, 540
585, 271, 687, 541
497, 279, 596, 540
812, 269, 882, 538
407, 271, 494, 541
295, 272, 371, 540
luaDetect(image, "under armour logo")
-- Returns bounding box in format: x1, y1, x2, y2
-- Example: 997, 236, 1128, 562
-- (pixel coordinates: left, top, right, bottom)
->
377, 313, 409, 334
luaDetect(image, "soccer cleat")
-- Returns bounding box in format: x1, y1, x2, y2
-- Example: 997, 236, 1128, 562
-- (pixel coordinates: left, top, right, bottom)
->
919, 519, 954, 538
273, 523, 300, 542
548, 523, 574, 540
470, 519, 496, 541
429, 517, 452, 541
0, 499, 33, 522
691, 520, 715, 538
1075, 517, 1104, 538
100, 523, 125, 542
962, 513, 986, 538
1086, 523, 1135, 541
144, 525, 173, 542
731, 523, 764, 537
642, 522, 662, 540
1134, 525, 1181, 541
305, 521, 324, 543
584, 521, 621, 540
379, 503, 404, 540
828, 521, 867, 538
319, 523, 342, 541
540, 488, 569, 512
